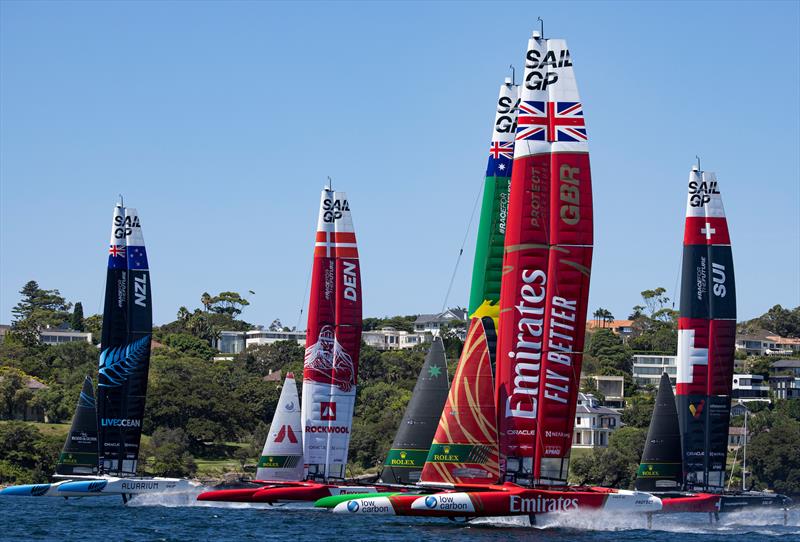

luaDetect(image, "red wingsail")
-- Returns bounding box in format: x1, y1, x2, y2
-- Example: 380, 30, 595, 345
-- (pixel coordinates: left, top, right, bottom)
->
496, 34, 593, 485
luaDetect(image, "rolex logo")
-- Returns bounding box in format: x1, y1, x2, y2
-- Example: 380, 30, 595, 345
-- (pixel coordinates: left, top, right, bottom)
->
400, 451, 407, 459
443, 446, 450, 454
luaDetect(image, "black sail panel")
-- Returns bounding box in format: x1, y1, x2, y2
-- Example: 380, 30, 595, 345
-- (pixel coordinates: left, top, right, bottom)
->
97, 205, 152, 477
56, 376, 99, 475
635, 373, 682, 491
381, 337, 450, 484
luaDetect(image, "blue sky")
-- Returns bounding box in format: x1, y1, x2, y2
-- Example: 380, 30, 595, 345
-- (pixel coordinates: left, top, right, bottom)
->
1, 1, 798, 326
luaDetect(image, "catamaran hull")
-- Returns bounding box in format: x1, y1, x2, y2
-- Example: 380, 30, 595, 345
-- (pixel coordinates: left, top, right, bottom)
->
197, 482, 385, 503
719, 492, 792, 512
333, 486, 662, 517
0, 481, 73, 497
1, 477, 197, 498
658, 493, 721, 513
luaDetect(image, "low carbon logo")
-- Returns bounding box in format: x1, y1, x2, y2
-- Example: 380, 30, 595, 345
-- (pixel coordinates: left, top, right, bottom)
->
347, 500, 359, 513
425, 496, 438, 509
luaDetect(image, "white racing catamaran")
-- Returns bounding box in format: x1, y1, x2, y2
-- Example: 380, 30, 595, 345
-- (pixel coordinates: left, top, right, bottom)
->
1, 201, 197, 503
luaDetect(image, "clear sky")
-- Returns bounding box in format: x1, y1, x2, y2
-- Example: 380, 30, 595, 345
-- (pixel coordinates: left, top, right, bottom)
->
1, 1, 798, 327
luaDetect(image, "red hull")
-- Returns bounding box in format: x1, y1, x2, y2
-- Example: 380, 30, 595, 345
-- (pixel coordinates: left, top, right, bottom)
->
196, 481, 308, 502
660, 493, 720, 513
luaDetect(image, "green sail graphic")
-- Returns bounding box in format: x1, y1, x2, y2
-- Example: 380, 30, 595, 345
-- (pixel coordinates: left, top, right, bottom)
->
468, 79, 519, 315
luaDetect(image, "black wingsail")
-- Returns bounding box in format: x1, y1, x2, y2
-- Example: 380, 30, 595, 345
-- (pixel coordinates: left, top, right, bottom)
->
97, 205, 152, 477
635, 373, 683, 491
55, 376, 99, 475
380, 337, 450, 484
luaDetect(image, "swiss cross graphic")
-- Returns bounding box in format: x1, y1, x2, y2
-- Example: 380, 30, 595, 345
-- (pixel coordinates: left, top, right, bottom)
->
701, 223, 716, 239
516, 101, 587, 142
274, 425, 298, 443
320, 401, 337, 421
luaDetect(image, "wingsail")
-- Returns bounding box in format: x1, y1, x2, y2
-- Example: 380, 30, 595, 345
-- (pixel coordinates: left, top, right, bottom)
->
97, 205, 152, 476
675, 167, 736, 490
302, 189, 361, 480
496, 32, 593, 485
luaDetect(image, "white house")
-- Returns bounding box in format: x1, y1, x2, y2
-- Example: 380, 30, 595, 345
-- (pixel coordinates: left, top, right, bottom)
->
414, 308, 468, 338
731, 374, 771, 403
571, 393, 622, 449
362, 327, 429, 351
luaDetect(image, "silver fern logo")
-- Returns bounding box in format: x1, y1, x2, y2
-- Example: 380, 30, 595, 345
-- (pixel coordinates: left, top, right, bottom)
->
98, 335, 150, 387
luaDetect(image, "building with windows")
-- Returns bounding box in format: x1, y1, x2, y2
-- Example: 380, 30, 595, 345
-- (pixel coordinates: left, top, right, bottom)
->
245, 329, 306, 348
591, 375, 625, 408
572, 393, 621, 449
632, 354, 677, 387
730, 401, 751, 418
414, 308, 468, 338
769, 359, 800, 377
728, 426, 746, 450
38, 324, 92, 345
215, 331, 247, 354
769, 375, 800, 400
731, 374, 770, 403
735, 331, 800, 356
362, 327, 429, 351
586, 319, 636, 343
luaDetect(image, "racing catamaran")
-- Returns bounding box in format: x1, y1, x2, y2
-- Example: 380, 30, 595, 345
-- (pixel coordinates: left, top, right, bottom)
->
331, 30, 661, 519
636, 166, 791, 514
1, 202, 196, 502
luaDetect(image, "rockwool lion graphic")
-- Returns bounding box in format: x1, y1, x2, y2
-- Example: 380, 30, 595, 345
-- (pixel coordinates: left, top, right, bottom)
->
303, 325, 356, 392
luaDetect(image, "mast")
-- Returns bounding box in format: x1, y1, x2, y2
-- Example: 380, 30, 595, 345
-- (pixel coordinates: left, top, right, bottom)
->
301, 189, 361, 481
381, 337, 450, 484
496, 31, 593, 485
675, 166, 736, 491
256, 373, 304, 481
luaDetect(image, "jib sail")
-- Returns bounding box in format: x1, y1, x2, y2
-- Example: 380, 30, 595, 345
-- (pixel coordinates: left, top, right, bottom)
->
635, 373, 683, 491
55, 375, 99, 476
381, 337, 450, 484
257, 372, 304, 481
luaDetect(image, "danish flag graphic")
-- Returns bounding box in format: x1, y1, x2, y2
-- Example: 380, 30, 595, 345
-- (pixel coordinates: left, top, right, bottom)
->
274, 425, 298, 444
320, 401, 337, 421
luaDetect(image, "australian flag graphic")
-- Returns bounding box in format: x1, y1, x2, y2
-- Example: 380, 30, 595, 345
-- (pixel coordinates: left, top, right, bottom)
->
486, 141, 514, 177
108, 245, 126, 270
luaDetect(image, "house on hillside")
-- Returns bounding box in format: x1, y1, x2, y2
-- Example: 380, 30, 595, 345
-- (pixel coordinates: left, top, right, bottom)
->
769, 359, 800, 377
586, 319, 636, 343
571, 393, 621, 449
731, 374, 771, 404
0, 375, 48, 422
632, 355, 677, 387
362, 327, 429, 351
735, 330, 800, 356
769, 375, 800, 400
414, 308, 468, 338
591, 375, 625, 408
39, 323, 93, 345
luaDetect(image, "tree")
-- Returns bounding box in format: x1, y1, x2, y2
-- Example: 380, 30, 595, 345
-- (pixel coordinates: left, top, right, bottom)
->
10, 280, 72, 344
200, 292, 212, 313
70, 302, 85, 331
621, 394, 655, 428
208, 291, 250, 318
239, 340, 305, 377
570, 427, 646, 488
143, 427, 197, 477
0, 421, 62, 484
177, 306, 191, 323
587, 329, 632, 374
641, 287, 670, 317
593, 308, 614, 328
268, 319, 284, 332
747, 357, 772, 379
162, 333, 216, 360
755, 305, 800, 338
83, 314, 102, 344
0, 368, 31, 420
748, 416, 800, 494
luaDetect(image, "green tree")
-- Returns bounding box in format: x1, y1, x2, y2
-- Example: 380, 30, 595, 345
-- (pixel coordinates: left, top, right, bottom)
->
569, 427, 646, 488
748, 416, 800, 494
747, 357, 772, 379
621, 394, 655, 428
143, 427, 197, 477
208, 292, 250, 318
0, 421, 62, 484
83, 314, 102, 344
587, 329, 632, 374
0, 368, 32, 420
756, 305, 800, 338
162, 333, 216, 360
239, 340, 304, 377
70, 302, 85, 331
10, 281, 72, 344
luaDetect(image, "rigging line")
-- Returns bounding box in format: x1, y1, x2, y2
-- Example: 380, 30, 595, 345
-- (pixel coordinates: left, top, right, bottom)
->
441, 175, 484, 312
296, 260, 312, 331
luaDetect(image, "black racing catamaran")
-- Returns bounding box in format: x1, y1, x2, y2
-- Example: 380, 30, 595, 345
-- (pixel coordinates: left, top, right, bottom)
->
1, 201, 197, 502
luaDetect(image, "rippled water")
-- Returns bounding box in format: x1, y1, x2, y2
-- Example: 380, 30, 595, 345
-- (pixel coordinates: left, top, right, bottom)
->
0, 488, 798, 542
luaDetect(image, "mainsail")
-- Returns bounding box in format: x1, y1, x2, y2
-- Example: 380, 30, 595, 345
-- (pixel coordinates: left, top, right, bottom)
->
675, 167, 736, 490
381, 337, 450, 484
635, 373, 683, 491
257, 373, 304, 481
302, 189, 362, 480
419, 316, 500, 486
97, 204, 152, 476
496, 32, 593, 485
55, 376, 99, 476
469, 78, 520, 314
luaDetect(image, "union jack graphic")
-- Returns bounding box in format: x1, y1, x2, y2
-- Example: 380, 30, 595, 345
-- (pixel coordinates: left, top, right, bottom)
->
516, 101, 587, 142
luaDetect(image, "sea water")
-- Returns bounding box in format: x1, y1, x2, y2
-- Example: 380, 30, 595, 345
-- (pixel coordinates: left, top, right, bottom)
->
0, 489, 797, 542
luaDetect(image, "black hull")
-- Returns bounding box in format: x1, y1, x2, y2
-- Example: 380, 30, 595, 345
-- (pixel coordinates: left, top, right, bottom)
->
719, 492, 793, 512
